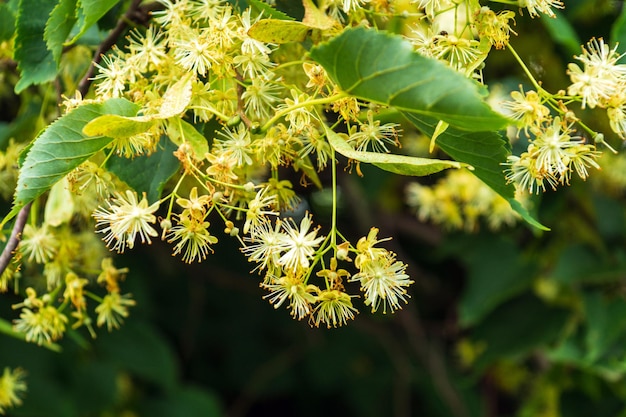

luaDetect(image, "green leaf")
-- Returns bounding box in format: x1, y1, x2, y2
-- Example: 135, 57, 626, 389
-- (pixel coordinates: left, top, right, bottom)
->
0, 2, 16, 41
456, 236, 535, 327
325, 126, 464, 176
98, 320, 178, 391
3, 98, 140, 226
69, 0, 120, 44
139, 386, 223, 417
13, 0, 58, 93
612, 5, 626, 60
44, 0, 78, 64
404, 113, 548, 230
583, 292, 626, 363
309, 27, 511, 131
247, 0, 295, 20
541, 9, 581, 56
106, 135, 180, 203
471, 294, 569, 369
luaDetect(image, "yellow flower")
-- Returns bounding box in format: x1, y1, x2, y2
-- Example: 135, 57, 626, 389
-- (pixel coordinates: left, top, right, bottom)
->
167, 215, 219, 263
19, 224, 58, 264
277, 214, 325, 273
176, 187, 212, 220
97, 258, 129, 293
243, 187, 278, 235
501, 87, 550, 135
95, 292, 136, 331
475, 7, 517, 50
0, 367, 27, 415
63, 272, 89, 312
348, 110, 400, 153
262, 272, 317, 320
518, 0, 563, 18
354, 227, 391, 269
13, 305, 68, 345
242, 218, 286, 274
93, 190, 160, 253
312, 289, 358, 328
350, 253, 414, 314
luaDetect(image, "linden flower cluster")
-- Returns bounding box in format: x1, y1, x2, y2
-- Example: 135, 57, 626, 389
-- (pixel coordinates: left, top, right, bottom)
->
502, 117, 600, 194
6, 0, 607, 336
406, 170, 520, 231
0, 367, 27, 415
0, 157, 139, 344
407, 4, 516, 77
54, 0, 417, 327
244, 218, 414, 326
566, 38, 626, 140
499, 38, 626, 193
9, 247, 135, 343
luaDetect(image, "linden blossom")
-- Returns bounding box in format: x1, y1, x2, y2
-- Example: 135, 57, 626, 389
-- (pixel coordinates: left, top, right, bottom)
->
92, 190, 160, 253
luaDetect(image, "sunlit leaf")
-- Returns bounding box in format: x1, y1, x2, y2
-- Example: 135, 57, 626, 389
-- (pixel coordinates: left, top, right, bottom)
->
309, 27, 511, 131
44, 177, 75, 227
84, 75, 193, 138
159, 73, 194, 118
302, 0, 336, 30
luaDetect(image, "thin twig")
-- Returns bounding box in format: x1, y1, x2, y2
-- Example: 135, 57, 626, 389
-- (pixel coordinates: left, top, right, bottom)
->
77, 0, 147, 97
235, 71, 254, 129
0, 202, 31, 277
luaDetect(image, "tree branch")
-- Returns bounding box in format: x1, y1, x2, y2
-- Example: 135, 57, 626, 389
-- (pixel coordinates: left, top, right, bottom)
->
0, 203, 31, 277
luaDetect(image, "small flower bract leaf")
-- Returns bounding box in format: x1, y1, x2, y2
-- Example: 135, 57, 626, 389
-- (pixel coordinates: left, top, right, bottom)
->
325, 126, 465, 176
166, 119, 209, 157
3, 98, 140, 227
159, 73, 194, 118
302, 0, 336, 30
247, 19, 313, 44
44, 177, 75, 227
309, 27, 511, 131
83, 114, 157, 138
